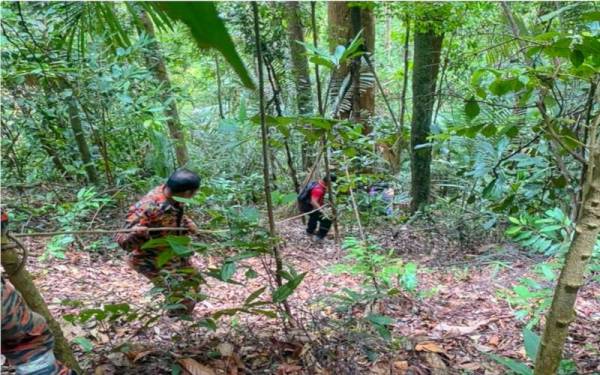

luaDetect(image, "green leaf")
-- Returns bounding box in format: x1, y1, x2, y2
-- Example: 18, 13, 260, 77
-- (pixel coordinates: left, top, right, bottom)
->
250, 309, 277, 318
489, 79, 512, 96
220, 261, 236, 282
156, 249, 175, 268
508, 217, 521, 225
401, 262, 418, 291
540, 225, 562, 233
166, 236, 192, 256
73, 337, 94, 353
488, 354, 532, 375
506, 226, 522, 236
366, 314, 395, 326
523, 328, 540, 361
465, 97, 480, 119
154, 2, 255, 89
481, 124, 497, 137
513, 285, 533, 298
374, 324, 391, 340
272, 272, 306, 303
198, 318, 217, 331
244, 286, 266, 305
570, 49, 584, 67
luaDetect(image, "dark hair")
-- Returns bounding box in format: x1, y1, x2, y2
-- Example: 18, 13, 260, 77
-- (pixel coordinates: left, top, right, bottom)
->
166, 169, 200, 194
328, 173, 337, 183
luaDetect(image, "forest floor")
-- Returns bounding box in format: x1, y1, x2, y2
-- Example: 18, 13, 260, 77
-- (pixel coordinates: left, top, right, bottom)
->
7, 206, 600, 375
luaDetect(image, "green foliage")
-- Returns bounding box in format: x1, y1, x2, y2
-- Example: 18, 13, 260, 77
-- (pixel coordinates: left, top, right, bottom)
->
332, 237, 418, 293
155, 2, 254, 89
489, 326, 577, 374
328, 237, 418, 340
506, 208, 572, 256
272, 268, 306, 303
72, 337, 94, 353
498, 262, 558, 327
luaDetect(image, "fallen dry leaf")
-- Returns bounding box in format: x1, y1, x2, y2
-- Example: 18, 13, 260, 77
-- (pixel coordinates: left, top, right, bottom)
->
434, 320, 490, 336
127, 350, 155, 363
488, 335, 500, 346
415, 341, 444, 353
178, 358, 216, 375
393, 360, 409, 374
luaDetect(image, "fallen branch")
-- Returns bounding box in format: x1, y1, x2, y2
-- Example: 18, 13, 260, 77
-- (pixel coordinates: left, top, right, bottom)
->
12, 227, 228, 238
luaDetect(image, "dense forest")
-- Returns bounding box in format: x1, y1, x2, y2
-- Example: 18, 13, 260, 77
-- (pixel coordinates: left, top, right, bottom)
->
1, 2, 599, 374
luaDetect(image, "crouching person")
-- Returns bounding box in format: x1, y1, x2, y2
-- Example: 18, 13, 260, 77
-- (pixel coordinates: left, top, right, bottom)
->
115, 169, 203, 318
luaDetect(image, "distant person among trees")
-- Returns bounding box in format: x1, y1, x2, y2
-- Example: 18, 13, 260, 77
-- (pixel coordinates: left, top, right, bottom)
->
115, 169, 201, 317
297, 175, 336, 242
1, 277, 75, 375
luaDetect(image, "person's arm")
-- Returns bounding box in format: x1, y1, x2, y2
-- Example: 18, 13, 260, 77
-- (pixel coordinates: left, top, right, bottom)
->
182, 215, 198, 234
1, 279, 72, 374
115, 205, 156, 250
310, 197, 321, 210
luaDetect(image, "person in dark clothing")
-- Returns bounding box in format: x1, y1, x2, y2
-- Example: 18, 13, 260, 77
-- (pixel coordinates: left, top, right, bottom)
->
298, 175, 336, 241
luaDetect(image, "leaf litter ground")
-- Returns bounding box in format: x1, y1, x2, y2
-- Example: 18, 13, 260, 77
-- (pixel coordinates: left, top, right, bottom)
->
8, 218, 600, 374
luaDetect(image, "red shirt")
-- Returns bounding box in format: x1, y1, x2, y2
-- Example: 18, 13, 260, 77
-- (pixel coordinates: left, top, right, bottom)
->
310, 180, 327, 206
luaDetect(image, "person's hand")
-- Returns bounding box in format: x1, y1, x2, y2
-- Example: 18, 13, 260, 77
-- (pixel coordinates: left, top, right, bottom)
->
186, 222, 198, 235
131, 225, 149, 235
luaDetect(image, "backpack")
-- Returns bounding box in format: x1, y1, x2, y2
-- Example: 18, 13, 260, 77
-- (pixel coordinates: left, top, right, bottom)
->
297, 181, 318, 204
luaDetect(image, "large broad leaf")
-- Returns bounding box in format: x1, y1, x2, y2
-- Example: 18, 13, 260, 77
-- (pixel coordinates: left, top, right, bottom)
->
488, 354, 532, 375
153, 2, 255, 89
523, 328, 540, 361
272, 272, 306, 303
465, 97, 480, 119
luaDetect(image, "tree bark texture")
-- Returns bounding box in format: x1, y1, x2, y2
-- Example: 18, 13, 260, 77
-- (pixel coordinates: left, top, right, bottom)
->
394, 14, 411, 170
410, 30, 444, 213
66, 96, 99, 185
284, 1, 313, 116
138, 9, 189, 167
534, 117, 600, 375
327, 2, 374, 128
1, 245, 82, 373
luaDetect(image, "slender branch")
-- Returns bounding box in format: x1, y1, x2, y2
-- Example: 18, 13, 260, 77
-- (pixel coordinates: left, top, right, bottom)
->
311, 1, 323, 116
492, 134, 542, 178
364, 54, 400, 130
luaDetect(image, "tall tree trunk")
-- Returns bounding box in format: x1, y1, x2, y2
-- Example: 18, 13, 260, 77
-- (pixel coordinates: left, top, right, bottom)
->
252, 2, 291, 318
395, 14, 411, 169
284, 1, 313, 116
410, 29, 444, 213
312, 2, 339, 239
66, 95, 99, 184
1, 240, 82, 373
137, 9, 189, 167
357, 5, 375, 132
327, 1, 375, 129
535, 115, 600, 374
